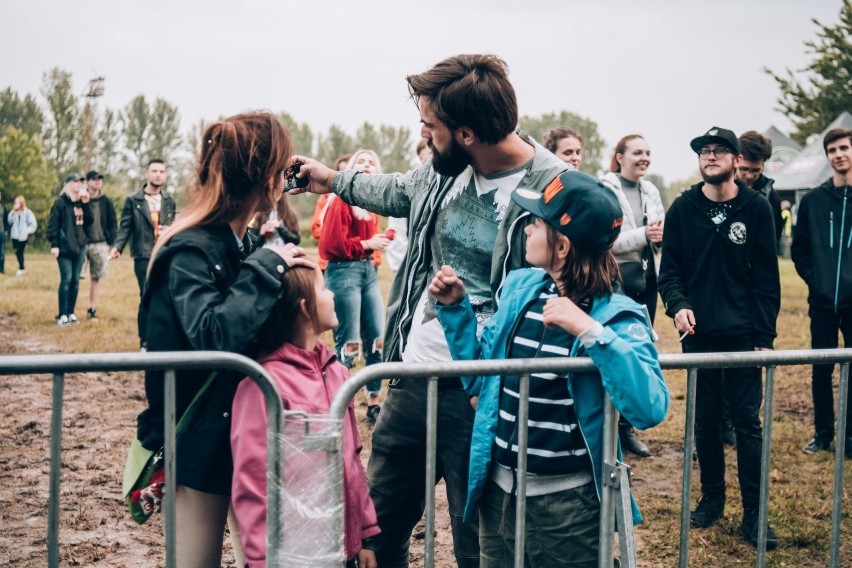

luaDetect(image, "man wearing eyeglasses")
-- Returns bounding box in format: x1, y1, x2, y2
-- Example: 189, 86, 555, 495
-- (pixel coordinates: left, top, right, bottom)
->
737, 131, 783, 244
658, 126, 780, 549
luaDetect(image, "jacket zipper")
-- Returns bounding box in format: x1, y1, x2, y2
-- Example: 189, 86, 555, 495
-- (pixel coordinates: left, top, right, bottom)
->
835, 189, 847, 312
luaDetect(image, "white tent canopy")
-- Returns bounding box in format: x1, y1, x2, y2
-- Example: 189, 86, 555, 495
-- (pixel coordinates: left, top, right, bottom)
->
761, 126, 802, 177
773, 112, 852, 191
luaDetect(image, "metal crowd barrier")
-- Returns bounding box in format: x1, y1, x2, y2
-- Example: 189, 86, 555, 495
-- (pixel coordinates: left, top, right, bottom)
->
5, 348, 851, 567
328, 348, 852, 568
0, 351, 284, 568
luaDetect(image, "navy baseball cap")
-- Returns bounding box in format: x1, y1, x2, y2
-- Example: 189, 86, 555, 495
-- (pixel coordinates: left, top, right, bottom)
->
86, 170, 104, 180
64, 172, 85, 184
512, 170, 623, 253
690, 126, 740, 155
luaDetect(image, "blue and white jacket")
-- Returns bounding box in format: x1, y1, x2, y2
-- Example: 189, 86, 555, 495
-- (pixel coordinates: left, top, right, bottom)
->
436, 268, 669, 525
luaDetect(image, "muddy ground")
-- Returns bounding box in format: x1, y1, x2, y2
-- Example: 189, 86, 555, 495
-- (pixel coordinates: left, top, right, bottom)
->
0, 313, 456, 567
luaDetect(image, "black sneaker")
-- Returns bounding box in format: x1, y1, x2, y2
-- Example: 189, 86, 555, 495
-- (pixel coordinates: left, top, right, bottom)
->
690, 494, 725, 528
87, 308, 98, 321
740, 508, 778, 550
366, 404, 381, 424
802, 432, 833, 454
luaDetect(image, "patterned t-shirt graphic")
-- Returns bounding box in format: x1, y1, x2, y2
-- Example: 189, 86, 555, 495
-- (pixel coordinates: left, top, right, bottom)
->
402, 161, 530, 363
145, 193, 162, 240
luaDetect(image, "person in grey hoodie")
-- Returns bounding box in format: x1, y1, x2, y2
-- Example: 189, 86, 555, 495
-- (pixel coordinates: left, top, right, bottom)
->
291, 54, 567, 568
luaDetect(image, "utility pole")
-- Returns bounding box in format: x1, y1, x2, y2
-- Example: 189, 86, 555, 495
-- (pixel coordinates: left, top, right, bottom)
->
80, 76, 105, 172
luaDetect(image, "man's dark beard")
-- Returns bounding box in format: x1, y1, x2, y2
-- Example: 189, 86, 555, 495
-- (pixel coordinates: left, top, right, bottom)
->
701, 165, 734, 186
430, 136, 471, 177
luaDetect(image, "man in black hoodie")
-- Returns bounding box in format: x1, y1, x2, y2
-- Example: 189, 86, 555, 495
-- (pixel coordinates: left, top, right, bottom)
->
659, 126, 780, 549
792, 128, 852, 456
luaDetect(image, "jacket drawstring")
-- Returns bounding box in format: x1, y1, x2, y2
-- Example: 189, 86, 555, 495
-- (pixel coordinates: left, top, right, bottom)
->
834, 188, 848, 312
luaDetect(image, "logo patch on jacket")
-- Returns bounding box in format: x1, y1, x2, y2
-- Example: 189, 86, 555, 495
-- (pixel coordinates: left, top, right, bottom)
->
728, 221, 747, 245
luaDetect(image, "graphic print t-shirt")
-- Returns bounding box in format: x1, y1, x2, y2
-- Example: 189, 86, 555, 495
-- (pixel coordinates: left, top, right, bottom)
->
402, 161, 531, 363
145, 192, 162, 240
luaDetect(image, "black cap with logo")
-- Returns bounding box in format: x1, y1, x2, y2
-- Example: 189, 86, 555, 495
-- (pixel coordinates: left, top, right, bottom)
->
511, 170, 623, 253
690, 126, 740, 155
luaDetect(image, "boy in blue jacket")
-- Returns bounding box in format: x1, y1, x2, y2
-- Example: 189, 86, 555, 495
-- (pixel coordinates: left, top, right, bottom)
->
429, 170, 669, 567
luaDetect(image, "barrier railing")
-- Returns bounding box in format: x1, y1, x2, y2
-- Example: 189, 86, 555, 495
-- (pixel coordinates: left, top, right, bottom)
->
5, 348, 851, 566
0, 351, 284, 568
327, 348, 852, 568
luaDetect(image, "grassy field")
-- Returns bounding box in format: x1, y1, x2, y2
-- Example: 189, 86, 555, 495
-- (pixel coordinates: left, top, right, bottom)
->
0, 251, 850, 566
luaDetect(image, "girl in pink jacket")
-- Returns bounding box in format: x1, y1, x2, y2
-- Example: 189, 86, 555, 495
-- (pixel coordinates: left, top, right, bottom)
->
231, 265, 379, 567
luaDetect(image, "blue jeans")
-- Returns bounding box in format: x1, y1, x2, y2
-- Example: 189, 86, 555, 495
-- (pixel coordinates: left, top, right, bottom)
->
57, 247, 86, 317
366, 380, 480, 567
325, 259, 384, 395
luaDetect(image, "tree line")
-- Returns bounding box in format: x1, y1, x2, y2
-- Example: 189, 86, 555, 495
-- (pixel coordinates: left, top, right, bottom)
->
0, 67, 610, 236
1, 0, 847, 241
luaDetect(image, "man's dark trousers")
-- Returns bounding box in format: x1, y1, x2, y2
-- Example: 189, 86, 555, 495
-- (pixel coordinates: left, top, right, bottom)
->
684, 338, 764, 510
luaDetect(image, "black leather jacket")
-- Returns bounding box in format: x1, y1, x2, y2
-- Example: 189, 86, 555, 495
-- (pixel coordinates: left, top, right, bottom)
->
113, 186, 176, 258
136, 224, 289, 494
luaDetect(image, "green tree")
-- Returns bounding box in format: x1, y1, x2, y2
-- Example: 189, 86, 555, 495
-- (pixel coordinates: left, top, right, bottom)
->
377, 124, 414, 173
148, 97, 182, 165
0, 126, 56, 242
121, 95, 150, 177
278, 112, 314, 156
316, 124, 354, 166
77, 99, 98, 172
354, 122, 381, 155
765, 1, 852, 144
121, 95, 181, 183
518, 111, 606, 175
41, 68, 80, 181
98, 108, 123, 178
0, 87, 44, 139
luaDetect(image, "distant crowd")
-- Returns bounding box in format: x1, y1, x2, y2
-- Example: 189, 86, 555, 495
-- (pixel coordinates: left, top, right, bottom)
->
3, 53, 851, 567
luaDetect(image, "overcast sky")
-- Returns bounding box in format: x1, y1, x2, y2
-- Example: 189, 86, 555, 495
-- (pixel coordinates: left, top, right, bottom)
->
0, 0, 843, 182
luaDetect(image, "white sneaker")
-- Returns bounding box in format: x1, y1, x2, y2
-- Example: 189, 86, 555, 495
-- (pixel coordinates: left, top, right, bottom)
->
67, 314, 80, 325
16, 269, 25, 276
57, 315, 70, 327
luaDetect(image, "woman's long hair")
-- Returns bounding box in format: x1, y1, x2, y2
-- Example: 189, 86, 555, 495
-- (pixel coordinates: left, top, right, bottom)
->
151, 111, 292, 263
327, 149, 383, 222
255, 266, 320, 351
545, 223, 619, 303
345, 149, 383, 174
252, 193, 300, 236
60, 180, 79, 200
